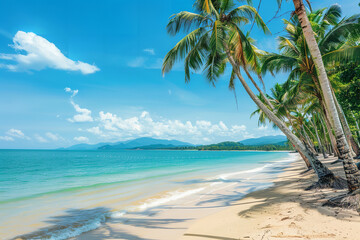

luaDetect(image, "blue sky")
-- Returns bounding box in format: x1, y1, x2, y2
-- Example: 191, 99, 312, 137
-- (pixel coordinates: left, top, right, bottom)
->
0, 0, 358, 149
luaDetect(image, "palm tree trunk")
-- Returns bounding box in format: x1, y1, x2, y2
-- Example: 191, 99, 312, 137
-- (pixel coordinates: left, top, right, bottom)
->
311, 116, 328, 158
322, 106, 340, 157
285, 112, 311, 168
298, 151, 312, 168
333, 93, 360, 156
225, 48, 335, 181
319, 114, 332, 155
302, 125, 318, 155
243, 67, 275, 110
293, 0, 360, 191
316, 93, 340, 156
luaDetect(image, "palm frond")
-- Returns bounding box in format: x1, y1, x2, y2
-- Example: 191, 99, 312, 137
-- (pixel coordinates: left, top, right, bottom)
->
322, 46, 360, 65
166, 12, 209, 36
162, 28, 206, 74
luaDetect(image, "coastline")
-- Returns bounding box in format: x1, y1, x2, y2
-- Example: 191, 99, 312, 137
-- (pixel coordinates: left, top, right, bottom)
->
72, 153, 298, 240
182, 156, 360, 240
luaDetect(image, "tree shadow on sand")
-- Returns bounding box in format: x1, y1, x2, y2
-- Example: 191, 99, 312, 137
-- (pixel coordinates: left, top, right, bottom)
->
13, 206, 192, 240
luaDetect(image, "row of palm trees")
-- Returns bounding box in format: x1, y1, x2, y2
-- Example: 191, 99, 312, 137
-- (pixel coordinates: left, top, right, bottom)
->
162, 0, 360, 206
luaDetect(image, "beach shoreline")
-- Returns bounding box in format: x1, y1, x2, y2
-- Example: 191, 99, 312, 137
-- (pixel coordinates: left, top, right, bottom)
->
10, 152, 359, 240
74, 154, 360, 240
72, 153, 298, 240
182, 156, 360, 240
3, 151, 294, 240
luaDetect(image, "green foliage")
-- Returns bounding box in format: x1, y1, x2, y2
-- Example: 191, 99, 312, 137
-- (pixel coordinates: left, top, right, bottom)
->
162, 0, 269, 85
170, 141, 293, 151
333, 62, 360, 113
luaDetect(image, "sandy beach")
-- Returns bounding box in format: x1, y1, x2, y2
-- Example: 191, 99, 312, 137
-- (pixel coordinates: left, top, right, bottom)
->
182, 156, 360, 240
74, 154, 360, 240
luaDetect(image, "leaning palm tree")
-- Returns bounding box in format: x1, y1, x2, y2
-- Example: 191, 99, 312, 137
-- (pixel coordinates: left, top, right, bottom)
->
265, 2, 360, 192
251, 84, 314, 168
262, 6, 360, 157
162, 0, 343, 187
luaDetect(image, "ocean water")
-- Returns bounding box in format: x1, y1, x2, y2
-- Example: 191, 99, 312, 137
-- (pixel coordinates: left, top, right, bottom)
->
0, 150, 296, 240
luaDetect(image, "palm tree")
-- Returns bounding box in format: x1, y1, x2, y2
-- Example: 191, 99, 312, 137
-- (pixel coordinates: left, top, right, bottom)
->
279, 0, 360, 191
261, 5, 360, 157
162, 0, 341, 186
251, 83, 313, 168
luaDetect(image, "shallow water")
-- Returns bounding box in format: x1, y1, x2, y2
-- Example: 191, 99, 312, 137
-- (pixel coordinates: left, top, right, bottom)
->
0, 150, 295, 239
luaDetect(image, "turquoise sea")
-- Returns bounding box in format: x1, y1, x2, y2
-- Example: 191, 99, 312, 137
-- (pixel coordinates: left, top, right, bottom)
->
0, 150, 295, 240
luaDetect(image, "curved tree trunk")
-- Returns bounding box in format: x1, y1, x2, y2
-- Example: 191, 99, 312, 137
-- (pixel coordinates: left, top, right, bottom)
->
322, 107, 340, 157
285, 112, 311, 168
243, 67, 275, 110
293, 0, 360, 191
319, 113, 333, 155
311, 116, 328, 158
298, 150, 312, 168
302, 125, 318, 155
225, 48, 335, 181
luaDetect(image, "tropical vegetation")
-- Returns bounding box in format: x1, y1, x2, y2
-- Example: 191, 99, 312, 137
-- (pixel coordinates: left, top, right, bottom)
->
162, 0, 360, 211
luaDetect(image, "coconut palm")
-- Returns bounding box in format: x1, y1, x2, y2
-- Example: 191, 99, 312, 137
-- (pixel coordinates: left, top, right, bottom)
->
261, 5, 360, 157
251, 83, 316, 168
162, 0, 341, 186
264, 2, 360, 191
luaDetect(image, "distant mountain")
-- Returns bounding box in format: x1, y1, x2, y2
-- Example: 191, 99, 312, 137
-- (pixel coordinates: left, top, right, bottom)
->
61, 136, 287, 150
58, 142, 110, 150
61, 137, 193, 150
131, 144, 179, 150
239, 135, 288, 146
99, 137, 192, 150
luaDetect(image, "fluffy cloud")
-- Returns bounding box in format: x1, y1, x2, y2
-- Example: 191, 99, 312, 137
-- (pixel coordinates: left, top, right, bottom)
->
46, 132, 60, 141
6, 128, 30, 139
65, 88, 93, 123
64, 89, 250, 144
0, 31, 99, 74
258, 125, 268, 130
7, 129, 25, 138
92, 110, 249, 143
0, 136, 14, 141
86, 126, 102, 135
74, 136, 89, 142
68, 100, 93, 122
0, 129, 30, 141
65, 87, 78, 97
34, 134, 48, 143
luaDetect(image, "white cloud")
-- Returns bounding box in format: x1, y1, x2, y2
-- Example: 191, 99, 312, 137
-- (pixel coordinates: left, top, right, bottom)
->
65, 88, 93, 123
86, 126, 102, 135
74, 136, 89, 142
258, 125, 268, 130
92, 110, 249, 143
143, 48, 155, 55
65, 87, 78, 97
46, 132, 60, 141
68, 100, 93, 122
6, 128, 30, 140
0, 31, 99, 74
34, 134, 47, 143
7, 128, 25, 138
61, 89, 250, 144
0, 136, 14, 141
